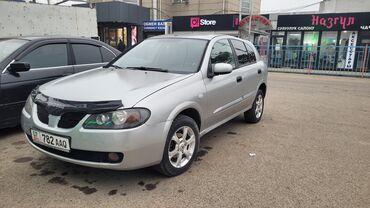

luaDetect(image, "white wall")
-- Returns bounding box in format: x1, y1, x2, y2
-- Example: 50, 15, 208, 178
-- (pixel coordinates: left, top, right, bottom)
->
319, 0, 370, 13
0, 1, 98, 37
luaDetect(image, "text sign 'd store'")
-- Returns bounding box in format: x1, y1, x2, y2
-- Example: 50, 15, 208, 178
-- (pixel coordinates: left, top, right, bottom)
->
173, 14, 240, 32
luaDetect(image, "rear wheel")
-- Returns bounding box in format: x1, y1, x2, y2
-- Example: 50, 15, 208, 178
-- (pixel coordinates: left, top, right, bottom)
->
244, 89, 264, 123
156, 115, 199, 176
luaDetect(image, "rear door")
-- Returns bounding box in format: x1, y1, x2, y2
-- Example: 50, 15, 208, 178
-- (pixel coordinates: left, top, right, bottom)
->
0, 40, 73, 125
70, 41, 115, 73
230, 39, 260, 108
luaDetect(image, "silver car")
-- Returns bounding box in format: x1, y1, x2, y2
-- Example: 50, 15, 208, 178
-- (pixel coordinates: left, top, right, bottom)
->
21, 35, 267, 176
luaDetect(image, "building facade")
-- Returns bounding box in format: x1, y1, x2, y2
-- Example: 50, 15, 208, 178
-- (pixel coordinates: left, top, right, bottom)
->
269, 12, 370, 70
95, 1, 149, 48
0, 1, 97, 38
141, 0, 261, 20
319, 0, 370, 13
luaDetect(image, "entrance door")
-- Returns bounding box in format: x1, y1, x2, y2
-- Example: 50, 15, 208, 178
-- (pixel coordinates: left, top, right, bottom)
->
270, 36, 284, 67
285, 32, 302, 68
357, 31, 370, 72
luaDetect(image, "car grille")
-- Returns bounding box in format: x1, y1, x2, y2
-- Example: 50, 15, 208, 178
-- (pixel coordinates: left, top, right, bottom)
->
58, 112, 87, 129
26, 134, 124, 163
36, 105, 86, 129
37, 105, 49, 125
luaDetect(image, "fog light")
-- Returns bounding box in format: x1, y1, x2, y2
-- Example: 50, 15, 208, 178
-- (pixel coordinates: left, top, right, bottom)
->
108, 152, 120, 162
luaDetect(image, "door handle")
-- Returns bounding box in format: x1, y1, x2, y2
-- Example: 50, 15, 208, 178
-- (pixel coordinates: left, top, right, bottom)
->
258, 69, 262, 74
236, 76, 242, 83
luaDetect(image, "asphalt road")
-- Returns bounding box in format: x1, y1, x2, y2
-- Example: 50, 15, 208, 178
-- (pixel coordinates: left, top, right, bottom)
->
0, 72, 369, 208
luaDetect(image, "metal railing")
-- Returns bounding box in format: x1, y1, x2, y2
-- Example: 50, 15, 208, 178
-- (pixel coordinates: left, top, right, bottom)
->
257, 45, 370, 78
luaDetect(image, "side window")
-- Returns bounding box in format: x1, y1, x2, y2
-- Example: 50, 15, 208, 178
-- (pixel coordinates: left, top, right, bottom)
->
210, 39, 236, 69
19, 44, 68, 69
230, 39, 249, 65
72, 44, 102, 64
100, 47, 116, 62
245, 43, 257, 64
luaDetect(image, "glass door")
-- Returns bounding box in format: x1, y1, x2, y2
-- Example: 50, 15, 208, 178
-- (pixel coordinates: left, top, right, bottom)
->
285, 32, 302, 68
319, 31, 337, 69
302, 31, 319, 69
270, 36, 284, 67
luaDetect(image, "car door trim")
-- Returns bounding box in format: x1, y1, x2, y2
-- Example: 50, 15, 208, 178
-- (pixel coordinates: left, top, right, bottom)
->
213, 97, 243, 114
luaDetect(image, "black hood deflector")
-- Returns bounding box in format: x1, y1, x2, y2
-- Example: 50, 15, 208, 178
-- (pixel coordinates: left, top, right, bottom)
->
32, 89, 123, 116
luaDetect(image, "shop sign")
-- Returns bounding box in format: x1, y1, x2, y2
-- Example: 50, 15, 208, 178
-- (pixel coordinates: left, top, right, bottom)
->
173, 14, 239, 31
277, 12, 370, 31
345, 31, 358, 69
144, 20, 172, 32
239, 15, 272, 31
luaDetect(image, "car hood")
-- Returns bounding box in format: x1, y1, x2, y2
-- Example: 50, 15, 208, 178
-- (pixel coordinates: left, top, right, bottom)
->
39, 67, 192, 107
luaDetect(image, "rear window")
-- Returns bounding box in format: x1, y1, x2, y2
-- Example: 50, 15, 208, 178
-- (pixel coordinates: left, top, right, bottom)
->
100, 47, 116, 62
230, 39, 249, 66
245, 43, 257, 64
72, 44, 102, 64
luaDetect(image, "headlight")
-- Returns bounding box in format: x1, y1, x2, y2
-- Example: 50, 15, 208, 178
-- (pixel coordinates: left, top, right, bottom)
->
83, 108, 150, 129
24, 95, 34, 114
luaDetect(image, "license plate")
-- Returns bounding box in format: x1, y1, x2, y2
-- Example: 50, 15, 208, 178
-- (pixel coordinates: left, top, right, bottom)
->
31, 129, 70, 152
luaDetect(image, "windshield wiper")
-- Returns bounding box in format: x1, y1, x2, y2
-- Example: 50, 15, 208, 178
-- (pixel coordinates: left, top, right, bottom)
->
110, 64, 123, 69
126, 66, 168, 73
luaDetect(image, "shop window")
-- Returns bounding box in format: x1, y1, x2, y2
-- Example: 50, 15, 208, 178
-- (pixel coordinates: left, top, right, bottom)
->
285, 32, 302, 67
20, 44, 68, 69
272, 31, 285, 36
72, 44, 102, 65
319, 31, 337, 69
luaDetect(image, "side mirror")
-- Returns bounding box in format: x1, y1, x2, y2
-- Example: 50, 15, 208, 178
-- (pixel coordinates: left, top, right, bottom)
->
9, 62, 31, 73
213, 63, 233, 75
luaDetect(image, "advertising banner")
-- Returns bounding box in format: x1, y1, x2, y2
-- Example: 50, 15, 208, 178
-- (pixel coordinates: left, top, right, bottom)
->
277, 12, 370, 31
173, 14, 240, 31
345, 31, 358, 69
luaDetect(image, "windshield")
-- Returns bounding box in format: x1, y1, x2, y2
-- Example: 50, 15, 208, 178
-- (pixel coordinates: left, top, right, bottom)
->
0, 39, 29, 63
113, 38, 208, 74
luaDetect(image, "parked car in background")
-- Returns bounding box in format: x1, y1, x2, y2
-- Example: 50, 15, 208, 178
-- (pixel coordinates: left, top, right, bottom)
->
0, 37, 120, 129
21, 35, 267, 176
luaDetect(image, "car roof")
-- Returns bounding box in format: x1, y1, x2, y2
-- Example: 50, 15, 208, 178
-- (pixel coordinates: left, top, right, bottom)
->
151, 34, 233, 40
0, 36, 99, 41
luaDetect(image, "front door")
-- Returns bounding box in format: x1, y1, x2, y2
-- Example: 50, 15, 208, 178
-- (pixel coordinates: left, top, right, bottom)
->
0, 41, 73, 126
203, 39, 244, 129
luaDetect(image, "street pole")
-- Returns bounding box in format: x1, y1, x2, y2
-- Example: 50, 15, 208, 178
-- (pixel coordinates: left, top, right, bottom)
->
248, 0, 253, 40
239, 0, 242, 21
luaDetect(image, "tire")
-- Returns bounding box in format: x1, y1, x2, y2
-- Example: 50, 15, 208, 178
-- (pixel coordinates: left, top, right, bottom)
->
156, 115, 200, 177
244, 89, 264, 123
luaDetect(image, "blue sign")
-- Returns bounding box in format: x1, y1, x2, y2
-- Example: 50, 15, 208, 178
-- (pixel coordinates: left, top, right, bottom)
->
144, 20, 172, 31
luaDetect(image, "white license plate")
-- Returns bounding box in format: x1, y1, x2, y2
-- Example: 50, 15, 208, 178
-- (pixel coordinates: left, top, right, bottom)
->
31, 129, 70, 152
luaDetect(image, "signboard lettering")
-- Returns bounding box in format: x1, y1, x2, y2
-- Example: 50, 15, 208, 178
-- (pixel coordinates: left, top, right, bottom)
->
345, 31, 358, 69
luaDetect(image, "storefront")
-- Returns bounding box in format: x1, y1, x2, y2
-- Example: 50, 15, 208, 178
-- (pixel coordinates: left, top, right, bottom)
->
95, 1, 149, 51
143, 20, 172, 39
172, 14, 240, 36
271, 12, 370, 70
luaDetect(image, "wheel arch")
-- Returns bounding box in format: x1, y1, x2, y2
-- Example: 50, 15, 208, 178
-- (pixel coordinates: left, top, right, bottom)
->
166, 102, 202, 131
258, 82, 267, 97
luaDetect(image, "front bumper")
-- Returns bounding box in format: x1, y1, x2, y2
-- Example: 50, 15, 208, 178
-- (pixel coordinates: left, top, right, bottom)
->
21, 105, 171, 170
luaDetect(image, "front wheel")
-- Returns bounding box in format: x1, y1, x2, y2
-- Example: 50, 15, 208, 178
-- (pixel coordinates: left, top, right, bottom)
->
156, 115, 199, 176
244, 89, 264, 123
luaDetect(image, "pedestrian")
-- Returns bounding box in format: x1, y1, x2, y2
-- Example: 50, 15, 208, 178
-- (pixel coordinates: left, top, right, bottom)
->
117, 38, 126, 52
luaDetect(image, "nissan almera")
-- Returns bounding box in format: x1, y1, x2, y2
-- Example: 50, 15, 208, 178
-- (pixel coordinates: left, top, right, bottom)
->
21, 35, 267, 176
